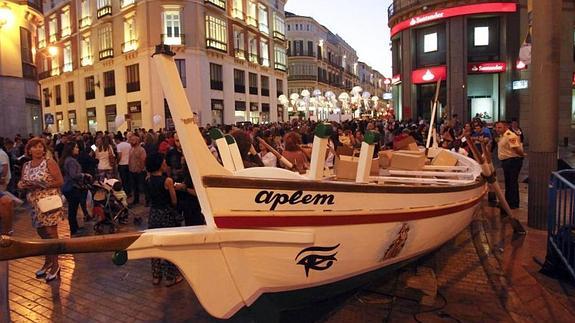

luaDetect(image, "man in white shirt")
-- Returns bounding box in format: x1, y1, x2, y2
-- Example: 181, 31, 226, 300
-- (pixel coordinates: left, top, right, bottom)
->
115, 135, 132, 195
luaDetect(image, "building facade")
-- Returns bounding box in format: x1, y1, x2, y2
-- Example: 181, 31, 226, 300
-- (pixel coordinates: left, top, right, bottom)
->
37, 0, 289, 133
358, 62, 386, 98
285, 12, 363, 96
388, 0, 575, 142
0, 0, 44, 137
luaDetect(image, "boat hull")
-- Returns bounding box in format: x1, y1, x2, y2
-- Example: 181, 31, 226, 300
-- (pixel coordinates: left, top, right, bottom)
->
239, 253, 424, 322
219, 203, 481, 306
125, 191, 483, 319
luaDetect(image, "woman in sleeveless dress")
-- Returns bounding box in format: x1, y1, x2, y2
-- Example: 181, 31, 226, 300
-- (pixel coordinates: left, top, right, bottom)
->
18, 137, 64, 282
145, 153, 183, 287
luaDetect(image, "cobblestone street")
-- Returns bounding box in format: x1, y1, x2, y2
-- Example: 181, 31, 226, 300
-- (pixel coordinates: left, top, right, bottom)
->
4, 169, 575, 322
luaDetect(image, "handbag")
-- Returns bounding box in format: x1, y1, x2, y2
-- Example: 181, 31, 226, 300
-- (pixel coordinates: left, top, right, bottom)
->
37, 194, 63, 214
108, 149, 117, 168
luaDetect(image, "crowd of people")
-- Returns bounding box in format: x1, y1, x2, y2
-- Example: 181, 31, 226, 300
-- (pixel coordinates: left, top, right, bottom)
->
0, 114, 525, 286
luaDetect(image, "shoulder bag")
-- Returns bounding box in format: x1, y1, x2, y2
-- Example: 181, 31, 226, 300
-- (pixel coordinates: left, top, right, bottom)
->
37, 194, 63, 214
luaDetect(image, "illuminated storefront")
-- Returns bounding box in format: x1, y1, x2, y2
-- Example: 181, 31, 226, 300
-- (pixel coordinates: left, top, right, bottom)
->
389, 2, 517, 123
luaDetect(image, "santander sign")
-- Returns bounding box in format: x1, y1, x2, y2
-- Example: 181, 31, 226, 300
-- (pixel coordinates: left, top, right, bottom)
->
391, 3, 517, 37
412, 66, 447, 84
468, 62, 507, 74
409, 12, 445, 26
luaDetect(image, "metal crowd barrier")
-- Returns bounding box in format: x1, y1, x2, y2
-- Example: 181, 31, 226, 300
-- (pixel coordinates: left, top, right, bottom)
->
547, 170, 575, 281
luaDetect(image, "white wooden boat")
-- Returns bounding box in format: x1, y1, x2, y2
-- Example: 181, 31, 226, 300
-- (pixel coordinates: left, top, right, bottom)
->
0, 46, 487, 320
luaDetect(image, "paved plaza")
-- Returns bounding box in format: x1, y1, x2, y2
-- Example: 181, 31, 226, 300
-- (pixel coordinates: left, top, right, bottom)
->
3, 162, 575, 322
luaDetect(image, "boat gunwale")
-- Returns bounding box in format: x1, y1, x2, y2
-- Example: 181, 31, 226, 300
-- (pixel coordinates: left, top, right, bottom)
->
202, 175, 486, 194
212, 192, 485, 228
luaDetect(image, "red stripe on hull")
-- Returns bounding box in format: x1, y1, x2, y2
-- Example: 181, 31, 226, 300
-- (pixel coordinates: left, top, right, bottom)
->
214, 196, 483, 228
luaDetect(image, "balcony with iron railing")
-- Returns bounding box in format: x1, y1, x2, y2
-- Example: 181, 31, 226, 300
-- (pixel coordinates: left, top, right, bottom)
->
273, 31, 285, 41
288, 74, 317, 81
61, 26, 71, 38
260, 57, 270, 67
247, 16, 257, 27
234, 48, 246, 60
211, 80, 223, 90
50, 66, 60, 77
104, 86, 116, 97
39, 71, 51, 80
232, 9, 244, 20
259, 23, 269, 35
205, 0, 226, 10
288, 51, 316, 58
122, 39, 138, 53
127, 82, 140, 92
81, 55, 94, 66
99, 48, 114, 60
248, 53, 259, 64
97, 5, 112, 19
234, 84, 245, 93
27, 0, 42, 13
85, 90, 95, 100
79, 16, 92, 29
206, 38, 227, 52
162, 33, 185, 46
62, 62, 73, 73
275, 62, 287, 72
121, 0, 136, 8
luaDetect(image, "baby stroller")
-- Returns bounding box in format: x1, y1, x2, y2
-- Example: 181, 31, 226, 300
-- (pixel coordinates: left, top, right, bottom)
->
90, 178, 141, 234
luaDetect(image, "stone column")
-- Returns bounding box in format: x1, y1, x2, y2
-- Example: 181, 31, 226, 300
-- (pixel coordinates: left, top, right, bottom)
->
528, 0, 562, 229
447, 16, 467, 121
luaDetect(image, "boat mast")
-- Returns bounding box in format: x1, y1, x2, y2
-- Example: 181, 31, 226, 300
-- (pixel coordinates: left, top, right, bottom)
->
151, 45, 231, 228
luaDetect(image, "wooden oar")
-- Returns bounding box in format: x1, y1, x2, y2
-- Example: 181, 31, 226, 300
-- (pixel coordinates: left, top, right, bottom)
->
0, 232, 142, 262
466, 137, 526, 235
256, 137, 295, 171
425, 79, 442, 149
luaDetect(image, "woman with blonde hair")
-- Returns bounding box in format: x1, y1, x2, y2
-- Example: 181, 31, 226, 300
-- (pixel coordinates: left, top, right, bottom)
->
18, 137, 64, 282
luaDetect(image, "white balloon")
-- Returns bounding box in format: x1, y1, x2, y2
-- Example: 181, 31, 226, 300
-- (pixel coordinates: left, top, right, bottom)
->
153, 114, 162, 126
114, 115, 125, 128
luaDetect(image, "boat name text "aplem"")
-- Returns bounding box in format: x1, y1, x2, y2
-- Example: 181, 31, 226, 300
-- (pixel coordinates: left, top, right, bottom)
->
255, 190, 335, 211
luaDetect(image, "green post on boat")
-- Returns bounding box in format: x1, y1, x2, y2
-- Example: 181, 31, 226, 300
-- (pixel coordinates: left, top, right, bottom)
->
309, 123, 333, 180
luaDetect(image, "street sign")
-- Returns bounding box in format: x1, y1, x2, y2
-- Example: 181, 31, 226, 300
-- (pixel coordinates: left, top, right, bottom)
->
44, 113, 54, 124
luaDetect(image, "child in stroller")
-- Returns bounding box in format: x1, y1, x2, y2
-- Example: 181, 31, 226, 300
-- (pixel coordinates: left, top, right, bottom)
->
90, 178, 142, 234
